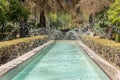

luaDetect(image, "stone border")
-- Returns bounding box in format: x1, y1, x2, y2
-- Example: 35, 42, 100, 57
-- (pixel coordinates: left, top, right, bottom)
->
77, 40, 120, 80
0, 40, 54, 78
0, 40, 119, 80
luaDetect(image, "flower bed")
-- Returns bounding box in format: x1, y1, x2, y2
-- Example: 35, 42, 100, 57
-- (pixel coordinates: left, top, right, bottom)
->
81, 36, 120, 67
0, 36, 48, 65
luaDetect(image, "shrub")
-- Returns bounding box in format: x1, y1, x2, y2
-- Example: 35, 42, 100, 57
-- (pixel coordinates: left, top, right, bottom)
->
81, 36, 120, 67
5, 23, 14, 32
0, 33, 8, 40
0, 36, 48, 65
115, 33, 120, 42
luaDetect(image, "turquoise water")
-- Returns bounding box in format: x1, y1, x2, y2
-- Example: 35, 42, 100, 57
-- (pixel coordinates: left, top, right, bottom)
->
4, 42, 110, 80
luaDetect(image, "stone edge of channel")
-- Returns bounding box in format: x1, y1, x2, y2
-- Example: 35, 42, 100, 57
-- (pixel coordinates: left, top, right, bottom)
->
77, 40, 120, 80
0, 40, 54, 78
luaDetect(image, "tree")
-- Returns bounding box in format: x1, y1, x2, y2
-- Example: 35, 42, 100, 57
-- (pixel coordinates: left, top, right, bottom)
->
19, 0, 80, 28
8, 0, 30, 25
0, 0, 8, 33
27, 0, 76, 28
8, 0, 30, 38
107, 0, 120, 25
75, 0, 110, 24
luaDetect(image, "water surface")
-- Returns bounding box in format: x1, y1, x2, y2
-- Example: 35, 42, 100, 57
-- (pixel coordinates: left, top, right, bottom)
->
12, 42, 109, 80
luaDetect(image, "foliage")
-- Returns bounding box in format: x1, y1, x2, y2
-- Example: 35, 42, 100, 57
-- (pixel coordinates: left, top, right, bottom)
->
8, 0, 30, 22
82, 36, 120, 67
0, 0, 8, 23
0, 33, 7, 41
0, 0, 9, 33
114, 33, 120, 42
0, 0, 30, 35
107, 0, 120, 25
5, 23, 14, 32
74, 0, 110, 24
48, 13, 73, 29
0, 36, 47, 64
59, 14, 73, 26
89, 11, 109, 36
85, 36, 120, 46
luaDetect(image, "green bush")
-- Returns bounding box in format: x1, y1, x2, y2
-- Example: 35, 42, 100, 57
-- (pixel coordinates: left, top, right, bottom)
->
0, 36, 48, 64
0, 33, 7, 40
107, 0, 120, 25
115, 33, 120, 42
81, 36, 120, 67
37, 23, 41, 28
5, 24, 14, 32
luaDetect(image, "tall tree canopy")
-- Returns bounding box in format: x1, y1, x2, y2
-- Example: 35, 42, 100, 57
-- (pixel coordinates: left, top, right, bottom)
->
8, 0, 30, 23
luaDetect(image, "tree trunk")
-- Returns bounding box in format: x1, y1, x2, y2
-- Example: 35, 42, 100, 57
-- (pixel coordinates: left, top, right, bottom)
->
39, 10, 46, 27
89, 13, 95, 24
39, 0, 46, 27
1, 22, 5, 33
20, 20, 29, 38
106, 26, 115, 39
89, 14, 93, 24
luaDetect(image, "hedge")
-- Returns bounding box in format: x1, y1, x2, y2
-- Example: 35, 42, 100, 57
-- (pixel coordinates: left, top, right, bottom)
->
81, 36, 120, 67
115, 33, 120, 42
0, 36, 48, 65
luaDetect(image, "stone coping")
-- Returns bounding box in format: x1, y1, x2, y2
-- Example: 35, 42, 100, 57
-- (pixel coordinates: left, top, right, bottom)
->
0, 40, 119, 80
77, 40, 120, 80
0, 40, 54, 78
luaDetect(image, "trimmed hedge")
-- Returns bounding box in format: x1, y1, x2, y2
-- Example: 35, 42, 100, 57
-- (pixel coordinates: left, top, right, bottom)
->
0, 36, 48, 65
81, 36, 120, 67
115, 33, 120, 42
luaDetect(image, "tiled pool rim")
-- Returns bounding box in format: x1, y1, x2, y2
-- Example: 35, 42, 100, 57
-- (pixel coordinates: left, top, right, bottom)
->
0, 40, 120, 80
